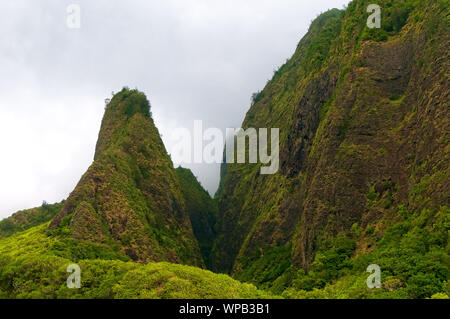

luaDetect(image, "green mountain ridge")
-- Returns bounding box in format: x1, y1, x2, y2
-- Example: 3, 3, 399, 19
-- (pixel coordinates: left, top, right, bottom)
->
0, 201, 64, 239
48, 88, 204, 266
212, 0, 449, 298
176, 167, 218, 268
0, 0, 448, 299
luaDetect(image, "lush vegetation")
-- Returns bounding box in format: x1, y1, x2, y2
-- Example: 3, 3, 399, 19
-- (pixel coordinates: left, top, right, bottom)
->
0, 223, 275, 299
280, 206, 449, 299
212, 0, 449, 300
176, 167, 218, 268
2, 205, 446, 299
0, 0, 448, 300
49, 88, 204, 266
0, 201, 64, 238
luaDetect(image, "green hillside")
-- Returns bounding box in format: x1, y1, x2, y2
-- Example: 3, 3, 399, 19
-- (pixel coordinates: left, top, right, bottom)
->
0, 201, 64, 239
0, 0, 448, 300
176, 167, 218, 268
0, 223, 274, 299
212, 0, 449, 299
49, 88, 204, 266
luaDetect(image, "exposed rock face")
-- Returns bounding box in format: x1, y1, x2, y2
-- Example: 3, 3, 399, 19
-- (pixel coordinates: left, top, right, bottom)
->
212, 0, 449, 285
50, 88, 204, 266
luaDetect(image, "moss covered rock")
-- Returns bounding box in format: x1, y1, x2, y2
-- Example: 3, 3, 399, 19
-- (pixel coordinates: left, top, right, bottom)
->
49, 88, 203, 266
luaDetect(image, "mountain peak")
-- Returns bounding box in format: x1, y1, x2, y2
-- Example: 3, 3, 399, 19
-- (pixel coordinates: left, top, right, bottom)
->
49, 89, 204, 266
94, 88, 152, 159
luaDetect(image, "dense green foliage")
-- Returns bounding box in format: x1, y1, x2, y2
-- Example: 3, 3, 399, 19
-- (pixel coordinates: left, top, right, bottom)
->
237, 245, 292, 290
176, 167, 218, 268
213, 0, 449, 300
0, 223, 275, 299
0, 201, 64, 238
49, 88, 204, 266
281, 206, 449, 298
0, 0, 448, 300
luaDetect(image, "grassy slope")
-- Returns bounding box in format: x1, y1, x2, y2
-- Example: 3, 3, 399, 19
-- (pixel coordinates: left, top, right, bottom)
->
0, 223, 275, 299
0, 201, 64, 239
213, 0, 449, 299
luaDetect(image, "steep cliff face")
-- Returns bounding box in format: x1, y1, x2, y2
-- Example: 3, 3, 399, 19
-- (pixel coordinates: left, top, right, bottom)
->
49, 88, 203, 266
213, 0, 449, 291
176, 167, 218, 268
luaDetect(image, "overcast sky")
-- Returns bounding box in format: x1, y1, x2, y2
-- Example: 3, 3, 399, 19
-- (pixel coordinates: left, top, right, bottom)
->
0, 0, 350, 219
